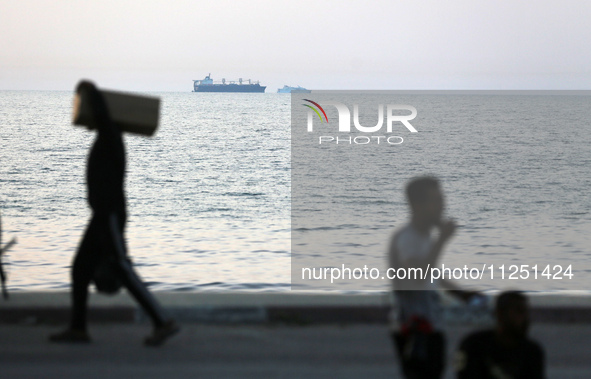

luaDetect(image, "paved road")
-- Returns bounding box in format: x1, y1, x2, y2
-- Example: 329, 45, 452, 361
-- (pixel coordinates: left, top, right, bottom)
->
0, 323, 589, 378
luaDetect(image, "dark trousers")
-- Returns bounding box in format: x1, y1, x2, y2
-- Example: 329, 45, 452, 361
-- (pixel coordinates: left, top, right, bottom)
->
391, 331, 446, 379
71, 213, 167, 330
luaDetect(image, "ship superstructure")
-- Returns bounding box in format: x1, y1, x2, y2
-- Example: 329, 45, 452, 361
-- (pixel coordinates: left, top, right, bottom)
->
193, 74, 266, 93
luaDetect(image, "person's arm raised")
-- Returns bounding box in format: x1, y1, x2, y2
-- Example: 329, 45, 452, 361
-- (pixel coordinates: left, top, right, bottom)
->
399, 220, 456, 272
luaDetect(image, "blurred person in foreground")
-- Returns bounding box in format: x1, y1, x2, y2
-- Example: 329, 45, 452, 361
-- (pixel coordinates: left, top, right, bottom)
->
49, 81, 179, 346
455, 291, 545, 379
388, 176, 480, 379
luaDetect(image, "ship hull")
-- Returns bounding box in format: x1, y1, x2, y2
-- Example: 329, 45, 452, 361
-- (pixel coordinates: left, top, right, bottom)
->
194, 84, 266, 93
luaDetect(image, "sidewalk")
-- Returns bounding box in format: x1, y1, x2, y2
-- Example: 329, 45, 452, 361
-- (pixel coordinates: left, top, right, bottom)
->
1, 291, 590, 378
0, 323, 590, 379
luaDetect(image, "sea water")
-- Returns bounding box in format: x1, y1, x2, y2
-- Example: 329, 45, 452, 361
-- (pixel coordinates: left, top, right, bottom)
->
1, 91, 291, 291
1, 91, 590, 292
290, 92, 591, 292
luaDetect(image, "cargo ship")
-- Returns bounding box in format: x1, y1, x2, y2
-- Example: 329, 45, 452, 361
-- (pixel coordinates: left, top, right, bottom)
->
193, 74, 266, 93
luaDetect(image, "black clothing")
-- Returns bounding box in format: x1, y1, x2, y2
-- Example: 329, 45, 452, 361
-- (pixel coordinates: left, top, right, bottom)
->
70, 84, 167, 331
391, 331, 446, 379
71, 213, 166, 330
86, 108, 126, 217
456, 330, 545, 379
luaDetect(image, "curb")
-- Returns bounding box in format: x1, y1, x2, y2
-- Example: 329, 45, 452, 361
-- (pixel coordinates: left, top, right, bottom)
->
1, 292, 590, 325
1, 304, 590, 325
0, 306, 135, 324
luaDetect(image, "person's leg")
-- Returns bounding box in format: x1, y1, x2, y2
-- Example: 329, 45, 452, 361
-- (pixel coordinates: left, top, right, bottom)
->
428, 332, 446, 379
108, 213, 179, 346
391, 332, 422, 378
116, 258, 168, 327
390, 331, 445, 379
72, 218, 104, 331
50, 217, 101, 342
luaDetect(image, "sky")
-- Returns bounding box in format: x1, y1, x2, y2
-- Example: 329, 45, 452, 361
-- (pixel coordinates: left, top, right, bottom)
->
1, 0, 591, 92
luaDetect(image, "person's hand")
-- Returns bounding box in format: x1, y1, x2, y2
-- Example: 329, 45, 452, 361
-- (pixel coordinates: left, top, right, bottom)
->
438, 219, 456, 242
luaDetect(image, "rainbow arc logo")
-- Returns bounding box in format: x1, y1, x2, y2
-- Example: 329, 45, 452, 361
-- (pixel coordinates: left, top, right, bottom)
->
302, 99, 328, 123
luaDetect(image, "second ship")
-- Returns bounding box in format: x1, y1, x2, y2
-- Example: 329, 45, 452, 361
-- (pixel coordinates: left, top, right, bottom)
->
193, 74, 266, 93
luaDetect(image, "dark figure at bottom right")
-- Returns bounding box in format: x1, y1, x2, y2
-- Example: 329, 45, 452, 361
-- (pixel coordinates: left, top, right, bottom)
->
455, 291, 545, 379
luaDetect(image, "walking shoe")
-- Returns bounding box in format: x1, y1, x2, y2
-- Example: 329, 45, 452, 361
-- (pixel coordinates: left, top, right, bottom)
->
144, 320, 180, 347
49, 329, 91, 343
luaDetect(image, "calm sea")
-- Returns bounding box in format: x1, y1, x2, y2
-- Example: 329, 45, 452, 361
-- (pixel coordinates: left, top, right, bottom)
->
1, 91, 590, 292
1, 91, 291, 291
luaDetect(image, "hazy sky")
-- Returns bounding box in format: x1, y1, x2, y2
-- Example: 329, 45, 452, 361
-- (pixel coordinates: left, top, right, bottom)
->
1, 0, 590, 92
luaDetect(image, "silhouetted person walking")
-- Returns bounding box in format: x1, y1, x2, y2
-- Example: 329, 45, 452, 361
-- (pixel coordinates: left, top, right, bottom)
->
455, 291, 545, 378
50, 81, 178, 346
